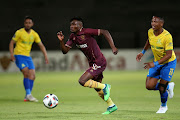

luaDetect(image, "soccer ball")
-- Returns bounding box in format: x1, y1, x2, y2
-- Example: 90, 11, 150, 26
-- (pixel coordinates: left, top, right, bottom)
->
43, 94, 58, 109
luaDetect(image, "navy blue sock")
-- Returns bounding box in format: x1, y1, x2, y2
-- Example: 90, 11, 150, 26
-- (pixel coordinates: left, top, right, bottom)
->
161, 91, 168, 107
154, 83, 169, 90
166, 84, 169, 90
29, 79, 34, 92
23, 78, 31, 95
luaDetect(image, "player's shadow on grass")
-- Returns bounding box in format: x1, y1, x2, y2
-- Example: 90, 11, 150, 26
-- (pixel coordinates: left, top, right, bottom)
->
0, 98, 25, 103
121, 110, 155, 114
61, 112, 95, 114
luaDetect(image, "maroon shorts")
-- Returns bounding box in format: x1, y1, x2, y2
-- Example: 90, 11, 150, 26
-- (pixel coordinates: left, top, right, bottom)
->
86, 58, 107, 81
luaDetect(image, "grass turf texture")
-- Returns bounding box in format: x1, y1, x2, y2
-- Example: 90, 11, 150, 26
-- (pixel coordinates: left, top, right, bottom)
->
0, 70, 180, 120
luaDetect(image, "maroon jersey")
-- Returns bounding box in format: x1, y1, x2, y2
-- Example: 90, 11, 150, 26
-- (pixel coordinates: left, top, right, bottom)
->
65, 28, 106, 65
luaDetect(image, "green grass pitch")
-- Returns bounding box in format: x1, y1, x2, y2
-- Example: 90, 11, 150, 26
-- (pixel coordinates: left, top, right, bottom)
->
0, 70, 180, 120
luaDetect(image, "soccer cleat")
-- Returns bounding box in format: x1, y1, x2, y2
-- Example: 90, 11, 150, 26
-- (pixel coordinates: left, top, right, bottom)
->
103, 84, 111, 101
102, 105, 118, 115
26, 94, 38, 102
167, 82, 175, 99
24, 96, 29, 102
156, 106, 168, 113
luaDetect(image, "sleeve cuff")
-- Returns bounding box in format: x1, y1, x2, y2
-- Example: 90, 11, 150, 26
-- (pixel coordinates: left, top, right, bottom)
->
165, 49, 173, 51
65, 44, 72, 48
98, 29, 100, 36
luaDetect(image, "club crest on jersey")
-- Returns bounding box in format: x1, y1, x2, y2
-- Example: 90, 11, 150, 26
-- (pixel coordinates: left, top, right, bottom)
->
76, 44, 88, 48
157, 39, 162, 45
30, 36, 34, 40
80, 35, 85, 40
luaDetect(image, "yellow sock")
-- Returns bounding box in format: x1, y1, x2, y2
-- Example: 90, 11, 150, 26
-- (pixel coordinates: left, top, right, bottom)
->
106, 97, 114, 106
98, 90, 114, 106
84, 80, 105, 89
97, 89, 104, 99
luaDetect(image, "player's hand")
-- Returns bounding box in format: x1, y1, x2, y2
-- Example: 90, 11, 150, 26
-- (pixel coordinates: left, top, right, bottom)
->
45, 57, 49, 64
136, 52, 143, 62
57, 31, 64, 41
144, 62, 154, 69
112, 47, 118, 55
10, 55, 15, 62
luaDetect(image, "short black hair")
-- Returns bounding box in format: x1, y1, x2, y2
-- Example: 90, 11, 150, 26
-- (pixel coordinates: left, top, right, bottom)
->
70, 16, 83, 24
24, 16, 33, 22
153, 15, 164, 22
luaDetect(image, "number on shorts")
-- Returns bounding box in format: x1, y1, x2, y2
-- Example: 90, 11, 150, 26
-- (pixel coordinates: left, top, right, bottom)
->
169, 68, 174, 76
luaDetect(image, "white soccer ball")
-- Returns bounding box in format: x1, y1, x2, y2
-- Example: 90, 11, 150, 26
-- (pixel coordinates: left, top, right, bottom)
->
43, 94, 58, 109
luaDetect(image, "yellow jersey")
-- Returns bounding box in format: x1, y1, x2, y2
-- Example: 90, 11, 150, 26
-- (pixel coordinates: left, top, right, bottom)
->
148, 28, 176, 64
12, 28, 41, 56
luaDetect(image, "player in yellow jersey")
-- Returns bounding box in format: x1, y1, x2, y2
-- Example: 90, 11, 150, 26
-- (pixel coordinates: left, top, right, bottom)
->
136, 16, 176, 113
9, 16, 49, 102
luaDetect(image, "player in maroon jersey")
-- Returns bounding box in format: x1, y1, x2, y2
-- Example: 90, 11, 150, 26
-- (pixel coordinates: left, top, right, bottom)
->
57, 17, 118, 114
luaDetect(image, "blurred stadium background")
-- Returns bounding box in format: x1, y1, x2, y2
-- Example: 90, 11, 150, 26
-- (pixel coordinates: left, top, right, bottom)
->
0, 0, 180, 72
0, 0, 180, 120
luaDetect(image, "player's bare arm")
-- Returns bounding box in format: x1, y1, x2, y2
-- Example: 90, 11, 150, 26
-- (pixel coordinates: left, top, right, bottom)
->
136, 39, 151, 62
9, 39, 16, 61
100, 29, 118, 55
37, 42, 49, 64
57, 31, 70, 54
144, 50, 172, 69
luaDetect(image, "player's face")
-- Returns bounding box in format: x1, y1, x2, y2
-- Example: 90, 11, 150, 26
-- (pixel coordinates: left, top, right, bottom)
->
70, 20, 82, 33
151, 16, 163, 31
24, 19, 33, 30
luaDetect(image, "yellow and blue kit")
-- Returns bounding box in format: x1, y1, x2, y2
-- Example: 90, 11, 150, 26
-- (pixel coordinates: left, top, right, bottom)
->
12, 28, 41, 70
147, 28, 176, 81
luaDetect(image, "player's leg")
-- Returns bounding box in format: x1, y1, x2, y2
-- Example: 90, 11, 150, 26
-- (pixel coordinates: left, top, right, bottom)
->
156, 61, 176, 113
21, 68, 37, 102
94, 77, 117, 114
146, 77, 159, 90
79, 71, 105, 89
26, 57, 38, 102
79, 71, 110, 101
27, 56, 36, 92
14, 55, 31, 98
146, 65, 161, 91
28, 69, 35, 92
21, 67, 31, 96
156, 79, 169, 113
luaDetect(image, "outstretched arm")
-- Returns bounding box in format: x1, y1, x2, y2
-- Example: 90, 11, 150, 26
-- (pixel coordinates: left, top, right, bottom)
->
37, 42, 49, 64
57, 31, 70, 54
9, 40, 16, 61
136, 39, 151, 62
100, 29, 118, 55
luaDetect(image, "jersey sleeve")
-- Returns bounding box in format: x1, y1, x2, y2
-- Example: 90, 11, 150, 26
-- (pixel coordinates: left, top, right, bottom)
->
12, 30, 21, 42
65, 34, 74, 48
148, 28, 152, 39
164, 34, 173, 51
84, 28, 100, 36
34, 33, 41, 43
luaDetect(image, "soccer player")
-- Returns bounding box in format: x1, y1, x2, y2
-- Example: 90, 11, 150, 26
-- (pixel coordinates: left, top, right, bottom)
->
57, 17, 118, 114
136, 16, 176, 113
9, 16, 49, 102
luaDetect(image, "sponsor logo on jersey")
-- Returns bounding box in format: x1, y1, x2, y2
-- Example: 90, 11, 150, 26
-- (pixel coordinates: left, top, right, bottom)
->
80, 35, 85, 40
76, 44, 88, 48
